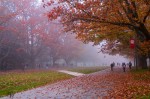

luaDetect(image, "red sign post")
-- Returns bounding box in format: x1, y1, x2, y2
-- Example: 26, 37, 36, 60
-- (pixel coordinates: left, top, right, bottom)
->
130, 39, 135, 49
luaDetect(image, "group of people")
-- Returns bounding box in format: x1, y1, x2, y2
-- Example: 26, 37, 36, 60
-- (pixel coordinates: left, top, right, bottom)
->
110, 61, 132, 72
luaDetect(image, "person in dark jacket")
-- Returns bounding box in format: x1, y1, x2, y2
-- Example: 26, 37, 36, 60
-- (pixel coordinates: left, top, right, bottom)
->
122, 62, 126, 72
129, 61, 132, 69
110, 62, 115, 71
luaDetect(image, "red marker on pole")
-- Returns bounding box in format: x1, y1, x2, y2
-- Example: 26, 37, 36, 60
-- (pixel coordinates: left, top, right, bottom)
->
130, 39, 135, 49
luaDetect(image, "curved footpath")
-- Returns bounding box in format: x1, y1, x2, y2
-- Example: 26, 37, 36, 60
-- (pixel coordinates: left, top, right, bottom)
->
57, 70, 85, 76
1, 67, 126, 99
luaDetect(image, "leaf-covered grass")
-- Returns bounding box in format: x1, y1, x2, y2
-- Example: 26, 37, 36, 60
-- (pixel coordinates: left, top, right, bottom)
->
138, 94, 150, 99
131, 69, 150, 81
0, 70, 73, 97
131, 68, 149, 73
108, 69, 150, 98
66, 66, 108, 74
131, 69, 150, 98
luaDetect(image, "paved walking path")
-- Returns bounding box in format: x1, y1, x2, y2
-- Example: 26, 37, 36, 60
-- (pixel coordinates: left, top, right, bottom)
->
1, 67, 125, 99
57, 70, 85, 76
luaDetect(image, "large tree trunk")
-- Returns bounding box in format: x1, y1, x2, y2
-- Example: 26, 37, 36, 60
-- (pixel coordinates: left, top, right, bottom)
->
137, 55, 148, 69
139, 23, 150, 41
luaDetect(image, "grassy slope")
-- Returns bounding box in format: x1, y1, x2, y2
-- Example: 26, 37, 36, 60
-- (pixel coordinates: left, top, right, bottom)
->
107, 68, 150, 98
131, 69, 150, 98
67, 66, 108, 74
0, 70, 73, 97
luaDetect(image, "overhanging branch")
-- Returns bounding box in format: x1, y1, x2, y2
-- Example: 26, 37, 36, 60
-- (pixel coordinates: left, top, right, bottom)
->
67, 17, 137, 29
143, 7, 150, 23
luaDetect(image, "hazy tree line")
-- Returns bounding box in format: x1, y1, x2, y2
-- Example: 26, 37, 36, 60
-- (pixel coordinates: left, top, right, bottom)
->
0, 0, 83, 70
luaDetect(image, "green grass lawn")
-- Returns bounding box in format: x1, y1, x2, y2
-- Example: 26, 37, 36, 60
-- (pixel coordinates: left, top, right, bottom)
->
66, 66, 108, 74
0, 70, 73, 97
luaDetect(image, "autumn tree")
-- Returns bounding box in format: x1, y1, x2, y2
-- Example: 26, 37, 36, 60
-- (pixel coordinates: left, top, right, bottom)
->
42, 23, 82, 66
41, 23, 64, 66
0, 0, 26, 70
0, 0, 50, 69
59, 33, 83, 66
1, 0, 84, 70
45, 0, 150, 68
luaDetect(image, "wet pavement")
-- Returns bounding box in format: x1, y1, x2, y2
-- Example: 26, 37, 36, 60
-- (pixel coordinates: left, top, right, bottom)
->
1, 68, 119, 99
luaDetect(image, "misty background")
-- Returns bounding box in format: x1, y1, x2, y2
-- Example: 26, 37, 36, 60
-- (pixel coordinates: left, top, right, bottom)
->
0, 0, 131, 70
77, 43, 129, 67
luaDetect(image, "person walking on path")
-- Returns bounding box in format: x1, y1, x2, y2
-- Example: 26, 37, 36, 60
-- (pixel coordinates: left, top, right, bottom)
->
122, 62, 126, 72
110, 62, 115, 71
129, 61, 132, 70
110, 63, 113, 71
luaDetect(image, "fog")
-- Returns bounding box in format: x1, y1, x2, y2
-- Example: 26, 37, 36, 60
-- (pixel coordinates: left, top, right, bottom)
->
74, 42, 130, 67
0, 0, 131, 70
